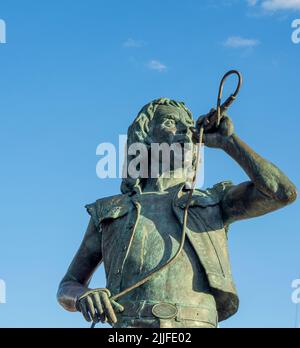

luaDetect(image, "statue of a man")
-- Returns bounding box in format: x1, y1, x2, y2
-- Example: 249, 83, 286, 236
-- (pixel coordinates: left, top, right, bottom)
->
57, 98, 297, 328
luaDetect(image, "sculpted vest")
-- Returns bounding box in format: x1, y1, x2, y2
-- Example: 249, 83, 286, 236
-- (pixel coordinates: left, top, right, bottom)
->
86, 181, 239, 321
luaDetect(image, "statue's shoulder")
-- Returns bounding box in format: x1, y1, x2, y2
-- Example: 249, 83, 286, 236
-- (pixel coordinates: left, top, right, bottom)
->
205, 180, 233, 197
85, 192, 131, 228
176, 180, 234, 208
187, 180, 234, 207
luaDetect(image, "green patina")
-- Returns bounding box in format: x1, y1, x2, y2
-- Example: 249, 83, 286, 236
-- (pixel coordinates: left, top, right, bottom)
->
57, 98, 297, 328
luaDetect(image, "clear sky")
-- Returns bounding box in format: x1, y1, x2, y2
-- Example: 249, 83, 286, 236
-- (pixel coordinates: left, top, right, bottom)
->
0, 0, 299, 328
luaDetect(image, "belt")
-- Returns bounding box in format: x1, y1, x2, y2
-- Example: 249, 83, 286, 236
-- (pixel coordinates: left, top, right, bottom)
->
120, 301, 218, 326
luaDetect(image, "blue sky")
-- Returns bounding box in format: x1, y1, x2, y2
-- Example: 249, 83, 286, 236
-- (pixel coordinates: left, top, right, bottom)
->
0, 0, 299, 328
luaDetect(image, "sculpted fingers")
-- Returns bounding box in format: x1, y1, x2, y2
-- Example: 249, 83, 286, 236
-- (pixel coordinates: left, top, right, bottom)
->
219, 115, 234, 136
101, 292, 117, 324
86, 295, 96, 322
93, 292, 104, 315
77, 288, 118, 325
92, 292, 105, 323
111, 299, 124, 314
80, 300, 92, 322
196, 115, 206, 129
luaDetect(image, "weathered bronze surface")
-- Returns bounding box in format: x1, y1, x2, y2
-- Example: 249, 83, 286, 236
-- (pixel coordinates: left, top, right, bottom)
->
57, 97, 297, 328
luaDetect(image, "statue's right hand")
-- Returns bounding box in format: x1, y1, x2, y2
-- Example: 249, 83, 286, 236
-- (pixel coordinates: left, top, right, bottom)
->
76, 288, 124, 324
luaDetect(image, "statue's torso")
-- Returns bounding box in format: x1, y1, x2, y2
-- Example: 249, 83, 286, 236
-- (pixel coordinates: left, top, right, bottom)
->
119, 189, 216, 310
86, 181, 239, 322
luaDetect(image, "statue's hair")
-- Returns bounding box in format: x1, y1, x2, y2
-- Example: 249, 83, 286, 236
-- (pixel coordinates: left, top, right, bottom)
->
121, 98, 194, 194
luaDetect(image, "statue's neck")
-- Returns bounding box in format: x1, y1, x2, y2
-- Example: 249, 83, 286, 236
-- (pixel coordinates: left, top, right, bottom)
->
142, 168, 190, 193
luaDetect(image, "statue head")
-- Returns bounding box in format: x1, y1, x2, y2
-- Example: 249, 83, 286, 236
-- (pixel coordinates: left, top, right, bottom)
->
121, 98, 196, 194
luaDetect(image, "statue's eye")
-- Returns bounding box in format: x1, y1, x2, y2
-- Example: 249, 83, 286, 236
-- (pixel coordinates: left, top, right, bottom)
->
163, 119, 176, 128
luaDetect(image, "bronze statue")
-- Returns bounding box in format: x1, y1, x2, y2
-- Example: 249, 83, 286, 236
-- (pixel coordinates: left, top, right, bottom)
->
57, 76, 297, 328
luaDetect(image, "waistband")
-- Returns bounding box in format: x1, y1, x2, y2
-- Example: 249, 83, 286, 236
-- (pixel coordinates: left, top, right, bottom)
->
119, 301, 218, 326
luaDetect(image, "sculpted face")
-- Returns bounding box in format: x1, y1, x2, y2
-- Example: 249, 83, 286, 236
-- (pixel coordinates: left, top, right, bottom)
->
149, 105, 195, 146
146, 105, 196, 174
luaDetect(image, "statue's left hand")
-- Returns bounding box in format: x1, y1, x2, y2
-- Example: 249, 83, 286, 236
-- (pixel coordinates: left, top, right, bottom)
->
196, 109, 234, 148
